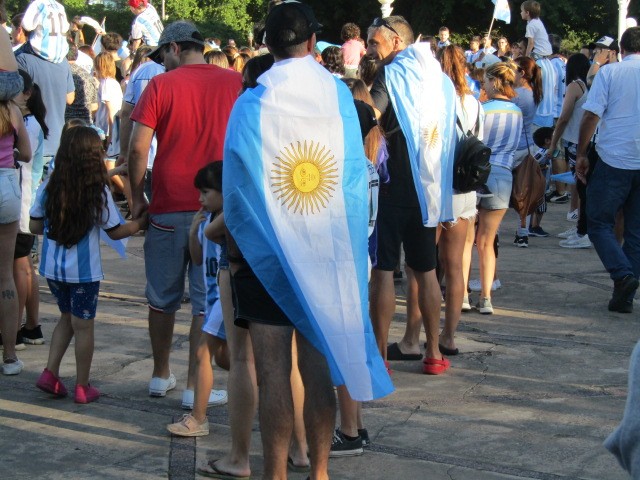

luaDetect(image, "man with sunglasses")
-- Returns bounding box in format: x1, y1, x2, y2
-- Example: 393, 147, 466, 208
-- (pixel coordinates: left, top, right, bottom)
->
367, 16, 455, 374
127, 21, 242, 404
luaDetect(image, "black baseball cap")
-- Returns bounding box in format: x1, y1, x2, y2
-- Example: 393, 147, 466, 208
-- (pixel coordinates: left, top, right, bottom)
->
264, 1, 322, 48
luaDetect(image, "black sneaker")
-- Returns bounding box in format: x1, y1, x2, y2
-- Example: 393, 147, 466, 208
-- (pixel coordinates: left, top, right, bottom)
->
548, 192, 570, 204
358, 428, 370, 448
528, 226, 550, 237
329, 429, 363, 457
20, 325, 45, 345
476, 185, 494, 198
545, 189, 557, 202
608, 275, 639, 313
513, 235, 528, 248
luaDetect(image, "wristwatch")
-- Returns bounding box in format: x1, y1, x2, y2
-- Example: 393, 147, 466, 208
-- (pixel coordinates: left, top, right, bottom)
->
593, 61, 601, 66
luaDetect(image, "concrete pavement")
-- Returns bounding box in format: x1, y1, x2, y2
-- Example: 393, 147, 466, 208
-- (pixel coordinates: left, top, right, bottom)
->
0, 201, 637, 479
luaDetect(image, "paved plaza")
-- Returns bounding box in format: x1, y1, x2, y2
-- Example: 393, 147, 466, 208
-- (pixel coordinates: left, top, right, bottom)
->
0, 202, 637, 479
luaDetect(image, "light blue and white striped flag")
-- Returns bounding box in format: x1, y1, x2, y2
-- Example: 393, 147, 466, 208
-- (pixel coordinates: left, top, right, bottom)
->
493, 0, 511, 23
223, 55, 394, 402
384, 43, 457, 226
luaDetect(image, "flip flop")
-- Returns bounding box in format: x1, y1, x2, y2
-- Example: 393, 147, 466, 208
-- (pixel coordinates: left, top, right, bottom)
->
287, 456, 311, 473
197, 460, 250, 480
422, 356, 451, 375
386, 342, 422, 361
438, 344, 459, 356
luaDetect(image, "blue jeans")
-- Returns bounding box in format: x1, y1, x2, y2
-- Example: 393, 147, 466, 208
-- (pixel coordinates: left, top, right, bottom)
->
587, 159, 640, 284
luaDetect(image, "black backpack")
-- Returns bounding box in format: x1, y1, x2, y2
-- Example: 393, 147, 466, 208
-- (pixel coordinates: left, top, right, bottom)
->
452, 107, 492, 193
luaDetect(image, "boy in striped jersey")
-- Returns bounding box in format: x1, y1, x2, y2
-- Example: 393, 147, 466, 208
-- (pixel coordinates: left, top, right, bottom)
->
129, 0, 163, 51
21, 0, 69, 63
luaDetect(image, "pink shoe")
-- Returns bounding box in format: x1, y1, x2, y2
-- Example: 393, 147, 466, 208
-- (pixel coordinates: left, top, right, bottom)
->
74, 384, 100, 404
36, 368, 68, 397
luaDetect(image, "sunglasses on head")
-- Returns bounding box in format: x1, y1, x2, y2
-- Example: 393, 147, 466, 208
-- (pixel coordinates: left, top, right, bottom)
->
371, 17, 401, 38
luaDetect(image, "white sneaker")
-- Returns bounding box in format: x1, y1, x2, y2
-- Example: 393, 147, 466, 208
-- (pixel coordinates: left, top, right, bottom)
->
476, 297, 494, 314
181, 388, 228, 409
557, 226, 577, 239
461, 296, 472, 312
149, 373, 177, 397
566, 209, 579, 221
559, 234, 592, 249
2, 358, 24, 375
469, 279, 501, 292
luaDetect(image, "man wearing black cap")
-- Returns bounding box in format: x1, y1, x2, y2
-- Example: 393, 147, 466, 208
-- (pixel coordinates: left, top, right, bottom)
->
128, 21, 242, 404
587, 35, 619, 86
220, 1, 394, 479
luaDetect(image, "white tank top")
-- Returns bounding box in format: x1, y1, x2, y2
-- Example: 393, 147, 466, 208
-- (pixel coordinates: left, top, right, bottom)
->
562, 80, 587, 145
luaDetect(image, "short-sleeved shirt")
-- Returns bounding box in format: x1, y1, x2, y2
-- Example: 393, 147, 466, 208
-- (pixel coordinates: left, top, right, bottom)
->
525, 18, 552, 56
123, 61, 164, 169
66, 63, 97, 124
583, 54, 640, 169
199, 213, 221, 317
513, 87, 536, 150
370, 68, 420, 208
95, 77, 123, 137
481, 99, 523, 170
22, 0, 70, 63
131, 3, 163, 47
18, 114, 45, 234
341, 39, 365, 68
550, 56, 566, 118
131, 63, 242, 214
16, 52, 75, 156
30, 181, 121, 283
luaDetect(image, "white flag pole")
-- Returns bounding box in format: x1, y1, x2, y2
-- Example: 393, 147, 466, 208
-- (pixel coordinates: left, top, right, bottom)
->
487, 2, 498, 39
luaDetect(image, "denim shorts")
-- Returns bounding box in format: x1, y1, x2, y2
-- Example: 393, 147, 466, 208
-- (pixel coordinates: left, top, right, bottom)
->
479, 165, 512, 210
0, 71, 24, 101
47, 280, 100, 320
0, 169, 21, 224
144, 212, 205, 315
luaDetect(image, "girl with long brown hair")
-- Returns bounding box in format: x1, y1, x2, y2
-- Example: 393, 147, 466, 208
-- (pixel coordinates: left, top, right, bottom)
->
30, 126, 146, 403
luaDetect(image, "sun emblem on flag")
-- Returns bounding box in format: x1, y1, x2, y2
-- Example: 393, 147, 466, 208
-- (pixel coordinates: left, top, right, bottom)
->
421, 122, 440, 149
271, 140, 338, 214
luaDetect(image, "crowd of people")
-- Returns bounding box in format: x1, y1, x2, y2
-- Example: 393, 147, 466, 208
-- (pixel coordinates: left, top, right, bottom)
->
1, 0, 640, 478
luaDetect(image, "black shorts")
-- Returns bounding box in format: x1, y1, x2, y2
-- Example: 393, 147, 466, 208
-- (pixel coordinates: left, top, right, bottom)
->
373, 203, 437, 272
231, 263, 292, 329
14, 233, 35, 259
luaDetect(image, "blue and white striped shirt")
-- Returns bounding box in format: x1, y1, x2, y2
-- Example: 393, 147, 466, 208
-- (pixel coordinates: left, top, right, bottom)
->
130, 3, 163, 47
198, 214, 225, 339
30, 181, 121, 283
534, 57, 557, 127
22, 0, 69, 63
482, 99, 523, 170
550, 56, 566, 118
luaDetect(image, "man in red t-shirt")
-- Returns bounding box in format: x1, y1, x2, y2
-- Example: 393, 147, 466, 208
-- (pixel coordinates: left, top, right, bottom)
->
128, 20, 241, 400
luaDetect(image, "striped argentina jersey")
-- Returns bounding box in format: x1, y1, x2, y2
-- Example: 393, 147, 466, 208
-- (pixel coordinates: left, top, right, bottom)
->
22, 0, 70, 63
131, 3, 163, 46
18, 115, 45, 234
482, 99, 523, 170
30, 180, 121, 283
534, 57, 557, 127
198, 214, 225, 340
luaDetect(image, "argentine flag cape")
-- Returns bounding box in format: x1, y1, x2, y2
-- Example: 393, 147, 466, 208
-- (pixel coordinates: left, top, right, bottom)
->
385, 43, 457, 226
223, 55, 393, 401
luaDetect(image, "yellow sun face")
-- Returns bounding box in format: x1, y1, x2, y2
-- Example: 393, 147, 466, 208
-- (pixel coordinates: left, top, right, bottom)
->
271, 140, 339, 214
421, 122, 440, 150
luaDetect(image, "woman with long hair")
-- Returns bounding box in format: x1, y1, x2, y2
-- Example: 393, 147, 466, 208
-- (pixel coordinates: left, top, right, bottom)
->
496, 37, 511, 57
548, 53, 592, 248
476, 63, 523, 314
512, 55, 543, 245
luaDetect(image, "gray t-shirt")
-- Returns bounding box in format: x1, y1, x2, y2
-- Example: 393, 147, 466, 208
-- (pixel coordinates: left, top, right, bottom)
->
16, 50, 74, 156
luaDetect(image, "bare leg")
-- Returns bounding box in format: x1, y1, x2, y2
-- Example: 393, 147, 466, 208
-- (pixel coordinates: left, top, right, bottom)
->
440, 218, 470, 351
398, 265, 424, 354
71, 316, 94, 386
186, 314, 204, 390
192, 334, 216, 423
289, 336, 309, 467
210, 269, 255, 478
336, 385, 359, 437
0, 28, 18, 71
461, 219, 475, 293
0, 222, 19, 362
46, 312, 73, 376
24, 255, 40, 329
476, 208, 508, 299
13, 256, 29, 327
413, 269, 443, 361
249, 323, 294, 480
296, 330, 335, 480
369, 269, 395, 360
148, 309, 175, 379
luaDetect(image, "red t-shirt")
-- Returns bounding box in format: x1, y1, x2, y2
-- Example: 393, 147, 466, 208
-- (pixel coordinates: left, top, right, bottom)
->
131, 63, 242, 214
